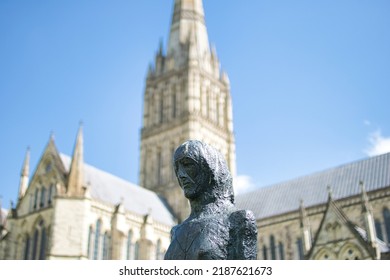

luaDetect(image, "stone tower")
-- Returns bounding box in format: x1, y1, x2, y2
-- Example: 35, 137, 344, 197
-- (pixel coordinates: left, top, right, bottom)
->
139, 0, 236, 221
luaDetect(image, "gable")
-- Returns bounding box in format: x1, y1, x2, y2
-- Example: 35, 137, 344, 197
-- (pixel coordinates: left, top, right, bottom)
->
16, 140, 67, 217
308, 200, 373, 260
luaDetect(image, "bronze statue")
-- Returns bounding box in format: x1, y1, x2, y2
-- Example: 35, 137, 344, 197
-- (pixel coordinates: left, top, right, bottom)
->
164, 140, 257, 260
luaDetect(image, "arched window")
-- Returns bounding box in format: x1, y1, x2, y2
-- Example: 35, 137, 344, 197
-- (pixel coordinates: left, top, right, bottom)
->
126, 231, 133, 260
278, 242, 285, 260
102, 232, 110, 260
87, 226, 93, 259
134, 241, 140, 260
94, 220, 102, 260
270, 235, 276, 260
32, 229, 39, 260
33, 189, 39, 210
39, 227, 46, 260
31, 220, 47, 260
172, 93, 177, 118
159, 97, 164, 123
24, 235, 30, 260
48, 184, 55, 205
40, 187, 46, 208
157, 151, 162, 185
375, 219, 383, 241
383, 208, 390, 244
262, 245, 268, 260
339, 244, 363, 260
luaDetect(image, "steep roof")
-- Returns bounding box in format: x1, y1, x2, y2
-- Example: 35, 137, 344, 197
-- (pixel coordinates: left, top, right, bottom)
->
60, 155, 176, 226
236, 152, 390, 220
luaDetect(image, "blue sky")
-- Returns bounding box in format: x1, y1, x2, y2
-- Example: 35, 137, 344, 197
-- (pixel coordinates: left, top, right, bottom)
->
1, 0, 390, 208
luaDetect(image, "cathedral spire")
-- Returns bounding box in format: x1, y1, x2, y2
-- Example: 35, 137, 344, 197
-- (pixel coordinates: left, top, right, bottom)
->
67, 123, 84, 196
18, 147, 30, 200
167, 0, 210, 58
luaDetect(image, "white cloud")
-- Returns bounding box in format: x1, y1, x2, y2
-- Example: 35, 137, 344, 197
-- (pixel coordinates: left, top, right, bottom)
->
233, 174, 256, 195
365, 130, 390, 157
363, 120, 371, 126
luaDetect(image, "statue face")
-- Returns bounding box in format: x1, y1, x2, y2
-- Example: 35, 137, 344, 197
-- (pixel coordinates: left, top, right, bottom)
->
175, 157, 205, 199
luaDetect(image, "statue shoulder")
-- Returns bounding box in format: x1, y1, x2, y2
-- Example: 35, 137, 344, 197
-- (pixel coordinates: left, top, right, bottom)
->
228, 209, 258, 260
169, 224, 180, 241
229, 210, 257, 232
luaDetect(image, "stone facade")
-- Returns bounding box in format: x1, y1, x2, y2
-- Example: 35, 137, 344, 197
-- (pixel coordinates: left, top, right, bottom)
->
0, 130, 173, 260
242, 170, 390, 260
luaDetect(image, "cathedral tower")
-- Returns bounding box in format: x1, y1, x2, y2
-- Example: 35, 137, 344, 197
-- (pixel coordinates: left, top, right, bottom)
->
139, 0, 236, 221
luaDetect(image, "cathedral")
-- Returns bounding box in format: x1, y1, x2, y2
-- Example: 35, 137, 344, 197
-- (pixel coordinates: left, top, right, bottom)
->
1, 0, 390, 260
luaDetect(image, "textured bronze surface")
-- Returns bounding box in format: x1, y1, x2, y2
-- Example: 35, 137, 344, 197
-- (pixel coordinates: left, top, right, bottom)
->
165, 140, 257, 260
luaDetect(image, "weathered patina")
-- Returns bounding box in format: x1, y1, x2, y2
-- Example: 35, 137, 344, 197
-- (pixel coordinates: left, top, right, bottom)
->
164, 140, 257, 260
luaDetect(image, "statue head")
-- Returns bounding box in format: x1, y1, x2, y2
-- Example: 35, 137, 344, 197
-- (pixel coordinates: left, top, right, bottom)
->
173, 140, 234, 204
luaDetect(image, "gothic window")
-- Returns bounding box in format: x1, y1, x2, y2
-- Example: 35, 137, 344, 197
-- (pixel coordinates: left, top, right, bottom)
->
39, 227, 46, 260
383, 208, 390, 244
157, 151, 162, 185
339, 244, 363, 260
126, 231, 134, 260
142, 149, 148, 187
278, 242, 285, 260
270, 235, 276, 260
24, 235, 30, 260
48, 184, 55, 205
201, 91, 207, 117
102, 232, 110, 260
46, 225, 51, 258
32, 229, 39, 260
262, 245, 268, 260
30, 220, 47, 260
45, 162, 52, 173
296, 238, 304, 260
159, 97, 164, 124
87, 226, 93, 259
40, 187, 46, 208
94, 220, 102, 260
172, 93, 177, 118
150, 97, 155, 126
33, 189, 39, 210
375, 219, 384, 241
313, 248, 336, 260
134, 241, 140, 260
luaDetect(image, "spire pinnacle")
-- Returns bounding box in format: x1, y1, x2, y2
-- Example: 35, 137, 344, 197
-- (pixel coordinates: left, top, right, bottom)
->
327, 185, 333, 201
299, 199, 312, 254
167, 0, 210, 58
360, 181, 371, 213
18, 147, 30, 200
21, 146, 30, 177
67, 124, 84, 196
299, 199, 311, 229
